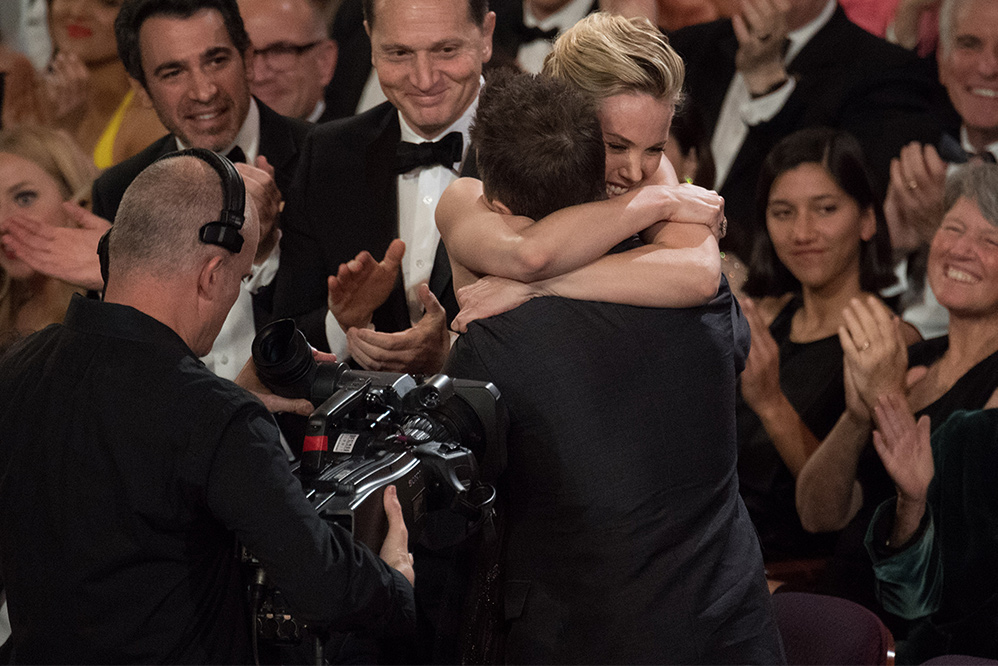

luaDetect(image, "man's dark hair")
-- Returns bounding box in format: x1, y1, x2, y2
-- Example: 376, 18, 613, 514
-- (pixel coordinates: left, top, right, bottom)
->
362, 0, 488, 30
115, 0, 251, 88
472, 69, 605, 222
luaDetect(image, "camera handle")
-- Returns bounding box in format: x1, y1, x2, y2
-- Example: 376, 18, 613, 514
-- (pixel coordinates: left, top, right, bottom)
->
302, 377, 373, 475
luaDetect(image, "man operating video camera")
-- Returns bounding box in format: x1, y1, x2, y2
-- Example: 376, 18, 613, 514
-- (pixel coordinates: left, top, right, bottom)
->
0, 151, 415, 663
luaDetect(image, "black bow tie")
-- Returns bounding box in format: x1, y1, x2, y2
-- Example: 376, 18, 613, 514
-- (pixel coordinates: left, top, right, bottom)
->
225, 146, 246, 164
395, 132, 463, 173
938, 134, 997, 164
516, 23, 559, 44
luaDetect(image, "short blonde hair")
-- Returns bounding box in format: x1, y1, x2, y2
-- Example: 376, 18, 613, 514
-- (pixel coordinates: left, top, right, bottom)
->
0, 126, 96, 203
542, 12, 685, 105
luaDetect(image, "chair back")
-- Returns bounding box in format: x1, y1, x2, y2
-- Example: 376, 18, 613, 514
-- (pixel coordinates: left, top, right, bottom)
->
772, 591, 895, 665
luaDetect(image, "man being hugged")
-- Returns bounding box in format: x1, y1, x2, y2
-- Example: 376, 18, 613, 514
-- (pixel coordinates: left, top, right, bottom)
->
445, 71, 784, 664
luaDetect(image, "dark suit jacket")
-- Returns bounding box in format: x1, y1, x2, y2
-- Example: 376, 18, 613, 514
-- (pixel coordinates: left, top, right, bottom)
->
669, 6, 947, 260
445, 280, 785, 664
91, 99, 310, 328
272, 101, 468, 350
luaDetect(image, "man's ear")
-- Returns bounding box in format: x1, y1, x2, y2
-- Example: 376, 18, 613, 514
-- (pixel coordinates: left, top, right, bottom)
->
483, 196, 512, 215
242, 47, 256, 83
196, 255, 226, 302
317, 39, 338, 87
129, 76, 154, 108
480, 11, 496, 64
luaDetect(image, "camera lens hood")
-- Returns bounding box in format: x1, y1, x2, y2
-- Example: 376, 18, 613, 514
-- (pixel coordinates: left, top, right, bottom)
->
251, 319, 317, 399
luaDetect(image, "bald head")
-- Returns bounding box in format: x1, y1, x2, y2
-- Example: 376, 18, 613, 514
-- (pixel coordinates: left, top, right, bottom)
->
111, 154, 259, 282
106, 154, 260, 354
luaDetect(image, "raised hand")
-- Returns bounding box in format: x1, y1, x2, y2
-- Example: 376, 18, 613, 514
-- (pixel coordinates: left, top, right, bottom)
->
40, 51, 89, 127
452, 275, 538, 332
739, 297, 783, 412
235, 156, 283, 263
347, 283, 451, 373
1, 202, 109, 290
732, 0, 792, 94
872, 392, 933, 505
838, 296, 909, 416
328, 239, 405, 332
884, 142, 947, 252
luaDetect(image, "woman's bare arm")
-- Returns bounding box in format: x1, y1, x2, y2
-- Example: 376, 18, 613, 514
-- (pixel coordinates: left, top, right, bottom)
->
436, 156, 723, 305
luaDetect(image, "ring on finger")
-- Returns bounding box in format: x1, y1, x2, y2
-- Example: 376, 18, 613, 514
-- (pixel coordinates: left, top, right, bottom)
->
860, 340, 871, 351
720, 217, 728, 238
907, 180, 919, 191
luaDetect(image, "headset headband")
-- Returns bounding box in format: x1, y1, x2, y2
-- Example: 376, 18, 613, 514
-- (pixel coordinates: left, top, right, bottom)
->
97, 148, 247, 299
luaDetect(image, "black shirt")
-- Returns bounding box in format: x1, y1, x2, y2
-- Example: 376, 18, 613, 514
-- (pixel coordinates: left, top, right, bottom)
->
0, 295, 414, 663
445, 281, 784, 664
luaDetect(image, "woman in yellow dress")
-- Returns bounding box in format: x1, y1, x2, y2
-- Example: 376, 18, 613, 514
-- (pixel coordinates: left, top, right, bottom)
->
42, 0, 166, 168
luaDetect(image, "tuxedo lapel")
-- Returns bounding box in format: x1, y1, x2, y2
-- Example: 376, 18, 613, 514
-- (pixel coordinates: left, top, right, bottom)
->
256, 100, 302, 195
364, 109, 414, 332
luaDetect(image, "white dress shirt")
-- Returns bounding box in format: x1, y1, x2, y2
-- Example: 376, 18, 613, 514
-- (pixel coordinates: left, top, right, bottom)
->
711, 0, 837, 188
324, 94, 478, 360
517, 0, 593, 74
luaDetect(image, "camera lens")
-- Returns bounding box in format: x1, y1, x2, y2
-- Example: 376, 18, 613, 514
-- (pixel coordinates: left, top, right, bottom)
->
251, 319, 317, 399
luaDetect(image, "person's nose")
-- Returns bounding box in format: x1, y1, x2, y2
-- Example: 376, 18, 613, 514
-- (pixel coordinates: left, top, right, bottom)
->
977, 43, 998, 79
621, 150, 643, 184
791, 212, 817, 243
409, 53, 438, 91
188, 67, 218, 103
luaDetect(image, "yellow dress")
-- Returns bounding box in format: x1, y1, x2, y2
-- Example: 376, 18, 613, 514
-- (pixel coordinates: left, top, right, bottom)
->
92, 89, 134, 170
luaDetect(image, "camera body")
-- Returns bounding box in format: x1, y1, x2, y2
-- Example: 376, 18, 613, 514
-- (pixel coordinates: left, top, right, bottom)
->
246, 320, 507, 650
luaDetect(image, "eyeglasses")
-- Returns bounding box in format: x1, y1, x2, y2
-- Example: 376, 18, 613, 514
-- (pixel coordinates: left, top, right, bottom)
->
252, 40, 322, 72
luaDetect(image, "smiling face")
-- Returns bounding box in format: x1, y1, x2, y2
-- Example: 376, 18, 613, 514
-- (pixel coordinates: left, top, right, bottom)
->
367, 0, 494, 140
939, 0, 998, 149
928, 195, 998, 317
765, 162, 876, 293
50, 0, 122, 65
598, 92, 673, 198
137, 9, 253, 151
0, 153, 70, 281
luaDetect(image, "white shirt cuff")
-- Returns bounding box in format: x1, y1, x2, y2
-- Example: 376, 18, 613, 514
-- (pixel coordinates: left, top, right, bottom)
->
740, 78, 796, 126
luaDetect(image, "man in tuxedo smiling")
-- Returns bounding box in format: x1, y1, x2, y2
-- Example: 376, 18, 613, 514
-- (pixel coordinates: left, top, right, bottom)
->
273, 0, 495, 374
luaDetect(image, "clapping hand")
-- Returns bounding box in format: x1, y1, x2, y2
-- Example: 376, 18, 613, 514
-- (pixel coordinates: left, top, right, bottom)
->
347, 283, 451, 374
328, 239, 405, 331
732, 0, 791, 94
739, 297, 783, 412
838, 296, 909, 418
884, 142, 946, 253
235, 156, 283, 264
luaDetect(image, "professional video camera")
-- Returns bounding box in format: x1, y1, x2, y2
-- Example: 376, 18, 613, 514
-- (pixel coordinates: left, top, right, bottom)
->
245, 319, 507, 651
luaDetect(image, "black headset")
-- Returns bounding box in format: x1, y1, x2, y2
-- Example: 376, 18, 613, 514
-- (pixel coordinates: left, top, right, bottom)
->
97, 148, 246, 297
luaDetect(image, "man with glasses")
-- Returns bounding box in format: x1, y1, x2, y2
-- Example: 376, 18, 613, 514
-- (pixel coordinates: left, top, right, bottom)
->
239, 0, 338, 122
